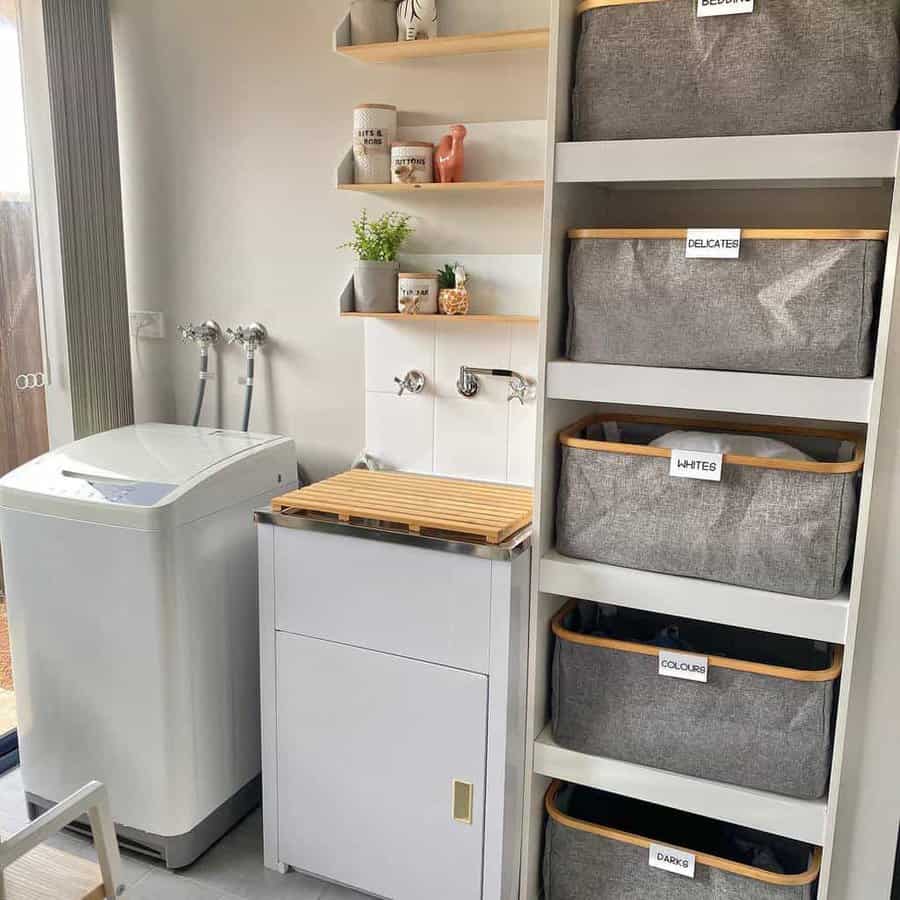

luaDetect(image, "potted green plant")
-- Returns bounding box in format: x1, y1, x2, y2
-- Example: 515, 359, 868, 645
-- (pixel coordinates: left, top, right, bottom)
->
340, 209, 414, 313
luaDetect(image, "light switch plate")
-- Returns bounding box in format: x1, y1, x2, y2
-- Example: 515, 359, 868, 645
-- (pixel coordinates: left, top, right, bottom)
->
129, 310, 165, 339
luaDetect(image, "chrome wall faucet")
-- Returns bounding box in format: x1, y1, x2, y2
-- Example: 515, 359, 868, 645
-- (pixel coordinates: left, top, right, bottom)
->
394, 370, 426, 396
456, 366, 532, 405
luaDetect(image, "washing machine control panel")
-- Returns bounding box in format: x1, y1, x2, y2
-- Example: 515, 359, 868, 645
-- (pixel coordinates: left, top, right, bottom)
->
56, 471, 176, 506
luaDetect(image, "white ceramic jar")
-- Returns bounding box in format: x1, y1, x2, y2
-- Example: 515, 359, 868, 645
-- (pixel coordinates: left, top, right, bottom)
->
353, 104, 397, 184
391, 142, 434, 185
398, 273, 439, 314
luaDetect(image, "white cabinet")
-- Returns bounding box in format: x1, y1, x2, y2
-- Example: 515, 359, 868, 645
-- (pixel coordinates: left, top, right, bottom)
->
258, 516, 531, 900
276, 633, 488, 900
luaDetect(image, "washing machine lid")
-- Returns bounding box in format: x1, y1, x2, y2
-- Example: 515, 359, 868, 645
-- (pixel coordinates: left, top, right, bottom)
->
0, 424, 285, 527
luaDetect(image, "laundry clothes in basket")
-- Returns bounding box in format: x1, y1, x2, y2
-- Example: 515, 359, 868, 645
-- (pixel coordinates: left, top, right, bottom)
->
572, 0, 900, 141
556, 416, 863, 598
551, 601, 841, 798
566, 229, 887, 377
544, 782, 821, 900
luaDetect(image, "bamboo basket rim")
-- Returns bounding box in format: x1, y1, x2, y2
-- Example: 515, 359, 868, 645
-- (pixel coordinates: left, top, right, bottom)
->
545, 781, 823, 886
568, 228, 889, 241
552, 600, 843, 683
559, 414, 865, 475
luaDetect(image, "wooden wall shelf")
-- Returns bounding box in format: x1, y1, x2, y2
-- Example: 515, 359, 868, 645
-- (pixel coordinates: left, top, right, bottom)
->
341, 312, 539, 323
338, 180, 544, 194
334, 25, 550, 63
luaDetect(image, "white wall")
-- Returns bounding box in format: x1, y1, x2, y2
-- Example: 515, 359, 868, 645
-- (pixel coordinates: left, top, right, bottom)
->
110, 0, 548, 481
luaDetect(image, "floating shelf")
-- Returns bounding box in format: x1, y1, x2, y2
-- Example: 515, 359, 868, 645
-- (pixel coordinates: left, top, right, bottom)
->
555, 131, 900, 187
533, 727, 827, 845
334, 25, 550, 63
342, 312, 538, 323
546, 360, 874, 423
337, 179, 544, 193
541, 550, 850, 643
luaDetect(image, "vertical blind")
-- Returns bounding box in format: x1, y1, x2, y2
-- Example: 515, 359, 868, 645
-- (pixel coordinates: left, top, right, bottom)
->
42, 0, 133, 437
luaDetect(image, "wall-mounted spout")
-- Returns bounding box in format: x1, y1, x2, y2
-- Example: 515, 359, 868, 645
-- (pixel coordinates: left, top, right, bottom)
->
456, 366, 532, 405
178, 321, 221, 427
225, 323, 268, 432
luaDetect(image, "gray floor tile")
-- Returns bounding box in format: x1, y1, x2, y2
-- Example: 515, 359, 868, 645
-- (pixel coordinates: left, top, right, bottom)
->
44, 828, 156, 889
318, 884, 375, 900
122, 870, 229, 899
178, 809, 325, 900
0, 768, 32, 833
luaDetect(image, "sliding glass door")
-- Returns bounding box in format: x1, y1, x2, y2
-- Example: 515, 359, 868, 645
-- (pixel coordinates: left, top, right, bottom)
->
0, 0, 50, 771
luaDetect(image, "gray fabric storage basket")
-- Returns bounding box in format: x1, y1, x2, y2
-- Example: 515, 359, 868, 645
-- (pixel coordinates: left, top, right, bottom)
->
551, 601, 841, 798
556, 415, 863, 598
573, 0, 900, 141
567, 229, 886, 378
544, 782, 821, 900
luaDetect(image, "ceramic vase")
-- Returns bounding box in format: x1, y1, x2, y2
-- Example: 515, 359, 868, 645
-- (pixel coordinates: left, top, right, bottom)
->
353, 104, 397, 185
397, 0, 438, 41
354, 260, 399, 312
438, 288, 470, 316
434, 124, 467, 183
349, 0, 397, 45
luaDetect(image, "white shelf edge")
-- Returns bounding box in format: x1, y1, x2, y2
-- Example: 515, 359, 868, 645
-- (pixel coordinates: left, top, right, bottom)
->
541, 551, 850, 644
534, 726, 827, 846
546, 360, 873, 423
555, 131, 900, 185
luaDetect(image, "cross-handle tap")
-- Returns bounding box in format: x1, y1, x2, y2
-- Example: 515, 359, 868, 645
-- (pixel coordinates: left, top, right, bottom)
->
393, 370, 426, 397
456, 366, 532, 405
224, 323, 268, 356
178, 321, 221, 348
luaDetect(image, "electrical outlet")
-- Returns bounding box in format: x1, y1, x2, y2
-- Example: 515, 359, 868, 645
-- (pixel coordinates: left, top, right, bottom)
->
130, 310, 166, 339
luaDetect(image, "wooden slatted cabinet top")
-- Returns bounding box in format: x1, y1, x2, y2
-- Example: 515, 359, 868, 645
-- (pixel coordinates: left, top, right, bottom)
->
272, 469, 533, 545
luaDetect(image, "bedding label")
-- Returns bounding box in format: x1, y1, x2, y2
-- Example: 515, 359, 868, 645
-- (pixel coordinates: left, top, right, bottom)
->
649, 843, 697, 878
669, 449, 723, 481
685, 228, 742, 259
697, 0, 754, 17
659, 650, 710, 684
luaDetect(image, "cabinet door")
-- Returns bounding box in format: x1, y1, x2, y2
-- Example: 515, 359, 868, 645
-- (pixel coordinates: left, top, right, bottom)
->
276, 633, 488, 900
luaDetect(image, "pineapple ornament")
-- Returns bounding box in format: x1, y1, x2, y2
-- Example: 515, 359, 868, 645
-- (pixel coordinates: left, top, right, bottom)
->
438, 262, 470, 315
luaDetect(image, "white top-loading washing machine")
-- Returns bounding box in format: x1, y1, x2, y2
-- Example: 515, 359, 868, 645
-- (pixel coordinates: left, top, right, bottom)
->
0, 424, 297, 867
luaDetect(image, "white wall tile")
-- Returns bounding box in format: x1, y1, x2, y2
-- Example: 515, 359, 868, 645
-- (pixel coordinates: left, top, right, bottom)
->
364, 320, 436, 394
365, 392, 434, 474
434, 396, 509, 483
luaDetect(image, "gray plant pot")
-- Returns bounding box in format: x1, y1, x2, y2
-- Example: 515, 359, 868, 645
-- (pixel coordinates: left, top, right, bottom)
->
350, 0, 397, 45
354, 260, 399, 312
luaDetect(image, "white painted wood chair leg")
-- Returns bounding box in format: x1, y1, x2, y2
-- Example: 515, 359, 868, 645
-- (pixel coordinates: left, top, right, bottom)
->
0, 781, 124, 899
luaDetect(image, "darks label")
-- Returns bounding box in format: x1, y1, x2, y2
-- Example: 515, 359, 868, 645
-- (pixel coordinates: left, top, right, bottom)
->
658, 650, 710, 684
669, 449, 723, 482
685, 228, 742, 259
650, 843, 697, 878
697, 0, 753, 17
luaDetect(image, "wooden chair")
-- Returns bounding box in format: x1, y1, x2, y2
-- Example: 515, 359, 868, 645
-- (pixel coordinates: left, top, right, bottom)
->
0, 781, 123, 899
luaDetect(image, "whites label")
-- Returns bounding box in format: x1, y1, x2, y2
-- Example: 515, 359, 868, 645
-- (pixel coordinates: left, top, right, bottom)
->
650, 843, 696, 878
659, 650, 710, 684
685, 228, 742, 259
669, 449, 723, 482
697, 0, 754, 17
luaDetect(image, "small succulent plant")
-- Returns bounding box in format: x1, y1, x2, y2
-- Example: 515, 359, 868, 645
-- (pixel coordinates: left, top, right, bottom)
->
437, 263, 457, 290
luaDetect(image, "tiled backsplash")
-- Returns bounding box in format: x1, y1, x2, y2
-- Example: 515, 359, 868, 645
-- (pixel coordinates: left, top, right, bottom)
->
365, 319, 539, 485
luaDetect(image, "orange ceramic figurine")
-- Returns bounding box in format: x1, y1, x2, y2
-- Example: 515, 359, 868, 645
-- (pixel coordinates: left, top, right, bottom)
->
434, 124, 467, 183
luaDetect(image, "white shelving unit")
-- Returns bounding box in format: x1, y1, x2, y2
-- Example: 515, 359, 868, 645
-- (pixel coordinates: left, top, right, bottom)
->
540, 551, 851, 644
533, 728, 828, 845
545, 361, 874, 423
521, 2, 900, 898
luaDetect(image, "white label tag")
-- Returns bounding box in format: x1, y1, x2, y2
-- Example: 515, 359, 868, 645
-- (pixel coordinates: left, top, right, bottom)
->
669, 449, 723, 481
697, 0, 754, 17
650, 844, 696, 878
685, 228, 742, 259
658, 650, 710, 684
